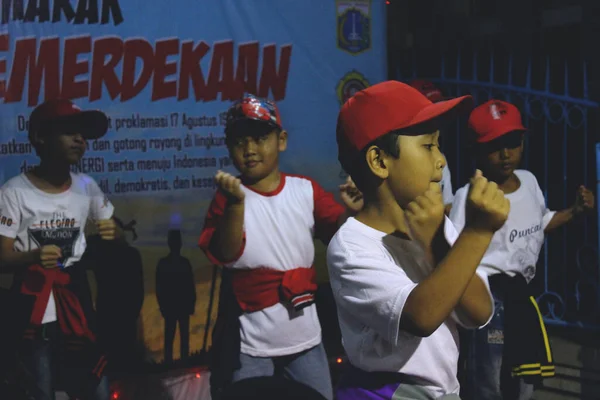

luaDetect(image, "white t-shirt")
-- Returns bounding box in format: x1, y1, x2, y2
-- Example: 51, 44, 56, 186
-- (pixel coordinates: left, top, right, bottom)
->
441, 165, 454, 205
199, 173, 345, 357
327, 216, 492, 397
449, 169, 555, 282
0, 173, 114, 323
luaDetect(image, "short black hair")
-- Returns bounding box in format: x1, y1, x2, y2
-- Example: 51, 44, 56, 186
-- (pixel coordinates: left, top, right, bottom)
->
343, 129, 402, 193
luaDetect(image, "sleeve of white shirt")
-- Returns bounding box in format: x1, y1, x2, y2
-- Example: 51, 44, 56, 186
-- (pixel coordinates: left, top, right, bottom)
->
0, 188, 20, 239
327, 238, 418, 346
531, 173, 556, 229
450, 269, 494, 329
87, 178, 115, 221
441, 166, 454, 205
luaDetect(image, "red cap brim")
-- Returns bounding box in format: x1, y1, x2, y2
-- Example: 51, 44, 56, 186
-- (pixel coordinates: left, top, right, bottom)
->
408, 95, 473, 129
476, 125, 527, 143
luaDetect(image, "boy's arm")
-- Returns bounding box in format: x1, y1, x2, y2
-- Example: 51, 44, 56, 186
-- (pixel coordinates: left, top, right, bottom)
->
87, 178, 124, 240
544, 207, 574, 233
402, 172, 508, 337
0, 236, 40, 272
430, 220, 493, 328
311, 177, 362, 244
545, 186, 594, 232
447, 190, 494, 327
0, 189, 43, 272
198, 171, 246, 264
403, 228, 494, 336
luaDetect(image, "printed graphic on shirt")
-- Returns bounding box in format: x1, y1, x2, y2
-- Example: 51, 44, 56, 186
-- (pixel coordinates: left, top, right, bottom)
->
27, 211, 81, 264
509, 232, 542, 281
509, 223, 543, 243
0, 213, 13, 227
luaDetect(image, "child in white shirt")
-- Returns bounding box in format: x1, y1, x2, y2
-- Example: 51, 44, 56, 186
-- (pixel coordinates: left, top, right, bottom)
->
450, 99, 595, 400
0, 99, 120, 400
327, 81, 509, 399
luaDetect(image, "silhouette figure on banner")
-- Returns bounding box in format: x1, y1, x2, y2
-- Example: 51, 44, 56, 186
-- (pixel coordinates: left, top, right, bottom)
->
156, 230, 196, 363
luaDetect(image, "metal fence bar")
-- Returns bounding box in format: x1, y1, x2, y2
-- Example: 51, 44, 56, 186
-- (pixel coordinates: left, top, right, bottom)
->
399, 50, 599, 329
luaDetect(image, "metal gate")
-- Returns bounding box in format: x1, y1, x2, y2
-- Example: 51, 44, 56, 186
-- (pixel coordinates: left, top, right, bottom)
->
397, 49, 600, 329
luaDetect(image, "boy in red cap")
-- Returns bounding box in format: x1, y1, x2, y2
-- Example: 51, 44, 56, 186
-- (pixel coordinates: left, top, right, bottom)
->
327, 81, 509, 399
409, 80, 456, 213
450, 100, 595, 399
0, 99, 120, 400
198, 94, 363, 400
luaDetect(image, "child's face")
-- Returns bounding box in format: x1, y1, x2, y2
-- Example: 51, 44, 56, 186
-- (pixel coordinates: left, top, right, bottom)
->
228, 128, 287, 182
477, 131, 524, 182
41, 131, 87, 164
386, 131, 446, 207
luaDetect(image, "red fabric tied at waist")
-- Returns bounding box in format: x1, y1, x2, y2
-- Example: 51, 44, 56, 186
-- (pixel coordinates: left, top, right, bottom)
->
19, 265, 95, 342
231, 267, 317, 313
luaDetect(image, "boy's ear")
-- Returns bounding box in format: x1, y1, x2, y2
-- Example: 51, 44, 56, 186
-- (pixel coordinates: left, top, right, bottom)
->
278, 129, 288, 152
365, 145, 389, 180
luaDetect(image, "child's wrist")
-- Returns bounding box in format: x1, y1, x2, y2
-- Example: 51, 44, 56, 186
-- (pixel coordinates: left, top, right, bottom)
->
460, 226, 495, 245
572, 205, 584, 216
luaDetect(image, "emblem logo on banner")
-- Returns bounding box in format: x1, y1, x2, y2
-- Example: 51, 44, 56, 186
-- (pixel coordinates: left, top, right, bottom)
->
336, 70, 370, 105
336, 0, 371, 55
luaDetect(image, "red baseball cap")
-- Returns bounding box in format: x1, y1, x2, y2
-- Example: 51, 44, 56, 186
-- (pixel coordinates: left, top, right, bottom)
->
468, 100, 526, 143
336, 80, 472, 169
29, 99, 109, 140
225, 94, 282, 134
409, 80, 445, 103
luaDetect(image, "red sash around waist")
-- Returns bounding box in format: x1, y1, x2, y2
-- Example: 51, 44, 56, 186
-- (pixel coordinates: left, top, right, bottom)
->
231, 267, 317, 313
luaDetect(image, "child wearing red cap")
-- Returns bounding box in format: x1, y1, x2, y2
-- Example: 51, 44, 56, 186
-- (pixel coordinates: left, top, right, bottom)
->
450, 100, 595, 399
198, 94, 363, 400
409, 80, 456, 213
327, 81, 509, 399
0, 99, 120, 400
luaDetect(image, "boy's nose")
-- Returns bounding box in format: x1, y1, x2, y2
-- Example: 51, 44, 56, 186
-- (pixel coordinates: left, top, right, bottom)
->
243, 140, 257, 155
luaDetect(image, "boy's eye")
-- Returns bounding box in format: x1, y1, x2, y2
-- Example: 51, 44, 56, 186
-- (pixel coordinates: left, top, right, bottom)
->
424, 144, 436, 151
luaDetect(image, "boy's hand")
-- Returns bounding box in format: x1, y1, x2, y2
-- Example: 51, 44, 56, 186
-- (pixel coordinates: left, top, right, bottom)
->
574, 185, 595, 215
465, 170, 510, 233
215, 170, 245, 203
339, 176, 364, 213
97, 219, 117, 240
405, 182, 445, 250
39, 245, 62, 269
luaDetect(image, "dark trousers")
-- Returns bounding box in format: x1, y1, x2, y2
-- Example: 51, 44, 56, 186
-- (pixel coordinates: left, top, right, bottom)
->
20, 322, 109, 400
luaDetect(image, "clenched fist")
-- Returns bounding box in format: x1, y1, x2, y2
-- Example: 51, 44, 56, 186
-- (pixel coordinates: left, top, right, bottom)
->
97, 219, 117, 240
405, 182, 446, 250
38, 245, 62, 269
465, 170, 510, 233
215, 170, 245, 202
574, 185, 595, 215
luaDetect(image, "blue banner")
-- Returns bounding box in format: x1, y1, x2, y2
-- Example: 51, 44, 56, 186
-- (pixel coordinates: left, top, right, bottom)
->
0, 0, 386, 362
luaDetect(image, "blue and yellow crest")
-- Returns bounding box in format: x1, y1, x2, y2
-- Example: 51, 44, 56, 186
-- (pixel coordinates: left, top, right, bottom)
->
337, 0, 371, 55
336, 70, 370, 105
